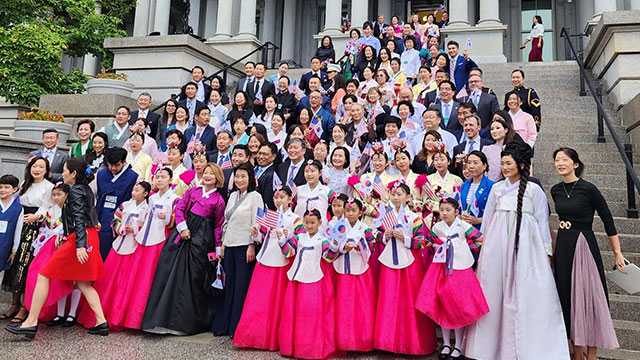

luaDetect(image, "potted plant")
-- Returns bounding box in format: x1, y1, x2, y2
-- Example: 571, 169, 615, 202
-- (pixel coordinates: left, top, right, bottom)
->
15, 109, 72, 144
85, 70, 135, 97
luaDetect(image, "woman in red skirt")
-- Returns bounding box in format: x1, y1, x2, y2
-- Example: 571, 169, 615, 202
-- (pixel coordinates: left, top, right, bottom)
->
522, 15, 544, 62
5, 157, 107, 340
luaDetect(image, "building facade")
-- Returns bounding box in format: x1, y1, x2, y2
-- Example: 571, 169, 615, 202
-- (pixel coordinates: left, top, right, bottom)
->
123, 0, 640, 66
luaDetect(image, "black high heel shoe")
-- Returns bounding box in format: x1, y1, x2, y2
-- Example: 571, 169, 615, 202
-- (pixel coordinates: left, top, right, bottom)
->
5, 322, 38, 340
88, 322, 109, 336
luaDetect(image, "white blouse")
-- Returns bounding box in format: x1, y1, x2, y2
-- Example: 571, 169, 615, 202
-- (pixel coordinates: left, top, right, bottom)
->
528, 23, 544, 39
20, 180, 54, 208
331, 220, 372, 275
293, 183, 331, 224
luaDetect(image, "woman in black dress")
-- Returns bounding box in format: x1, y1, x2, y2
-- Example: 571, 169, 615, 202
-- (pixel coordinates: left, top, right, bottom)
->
551, 147, 624, 360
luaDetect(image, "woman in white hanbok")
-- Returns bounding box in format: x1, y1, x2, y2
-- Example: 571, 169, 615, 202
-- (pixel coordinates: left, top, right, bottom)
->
464, 142, 569, 360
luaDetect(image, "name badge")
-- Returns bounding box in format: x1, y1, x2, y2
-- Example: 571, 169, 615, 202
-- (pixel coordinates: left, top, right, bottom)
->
0, 220, 7, 234
105, 195, 118, 209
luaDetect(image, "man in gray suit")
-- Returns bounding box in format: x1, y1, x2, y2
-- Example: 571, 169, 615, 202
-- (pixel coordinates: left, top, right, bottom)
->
30, 128, 69, 183
460, 73, 500, 137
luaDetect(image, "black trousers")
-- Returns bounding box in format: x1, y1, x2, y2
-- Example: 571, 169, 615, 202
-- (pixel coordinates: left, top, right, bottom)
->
212, 245, 255, 336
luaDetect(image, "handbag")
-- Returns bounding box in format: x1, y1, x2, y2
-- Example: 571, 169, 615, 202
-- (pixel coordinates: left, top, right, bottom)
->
606, 259, 640, 295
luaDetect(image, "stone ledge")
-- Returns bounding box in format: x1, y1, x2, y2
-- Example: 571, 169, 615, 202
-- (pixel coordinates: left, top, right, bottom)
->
584, 10, 640, 69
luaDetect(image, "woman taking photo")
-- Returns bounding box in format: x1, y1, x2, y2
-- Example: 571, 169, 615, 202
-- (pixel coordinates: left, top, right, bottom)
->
465, 142, 569, 360
213, 162, 263, 337
2, 156, 54, 323
142, 164, 226, 335
459, 151, 494, 229
6, 158, 107, 339
551, 147, 621, 360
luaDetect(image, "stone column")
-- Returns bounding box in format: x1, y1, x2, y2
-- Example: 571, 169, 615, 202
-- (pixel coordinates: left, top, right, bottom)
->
593, 0, 617, 18
237, 0, 258, 38
204, 0, 218, 38
281, 0, 297, 60
377, 0, 391, 21
447, 0, 469, 28
153, 0, 171, 35
323, 0, 342, 34
351, 0, 368, 29
189, 0, 202, 35
214, 0, 233, 38
133, 0, 151, 36
632, 0, 640, 10
83, 4, 102, 75
261, 0, 276, 42
478, 0, 501, 26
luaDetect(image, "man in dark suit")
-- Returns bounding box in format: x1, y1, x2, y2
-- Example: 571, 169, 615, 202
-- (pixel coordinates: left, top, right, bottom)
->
207, 130, 233, 167
129, 92, 161, 140
184, 107, 217, 152
178, 81, 207, 126
460, 73, 500, 136
235, 61, 255, 93
220, 144, 251, 200
255, 143, 278, 210
380, 25, 404, 54
247, 63, 276, 116
418, 69, 450, 109
275, 75, 297, 121
298, 57, 328, 95
276, 138, 307, 187
373, 15, 387, 39
451, 114, 493, 176
31, 128, 69, 183
179, 66, 212, 103
431, 80, 461, 135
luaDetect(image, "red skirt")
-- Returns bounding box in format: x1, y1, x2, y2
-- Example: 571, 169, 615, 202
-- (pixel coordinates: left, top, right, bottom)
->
40, 228, 103, 281
529, 37, 543, 62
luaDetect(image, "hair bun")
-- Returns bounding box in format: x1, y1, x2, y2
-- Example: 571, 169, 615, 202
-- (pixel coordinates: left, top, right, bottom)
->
502, 141, 533, 167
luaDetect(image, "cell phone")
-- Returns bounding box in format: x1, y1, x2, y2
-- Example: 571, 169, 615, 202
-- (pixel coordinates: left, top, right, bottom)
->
208, 252, 218, 262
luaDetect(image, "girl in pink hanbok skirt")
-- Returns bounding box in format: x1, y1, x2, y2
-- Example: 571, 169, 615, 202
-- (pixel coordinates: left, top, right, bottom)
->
233, 186, 302, 351
278, 209, 337, 360
24, 184, 74, 322
373, 180, 436, 356
325, 198, 377, 352
416, 198, 489, 359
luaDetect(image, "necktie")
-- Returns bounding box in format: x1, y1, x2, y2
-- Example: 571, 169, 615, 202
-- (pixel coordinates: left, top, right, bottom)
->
472, 92, 480, 107
255, 166, 263, 179
218, 154, 225, 166
443, 103, 450, 125
374, 174, 381, 184
195, 128, 202, 141
254, 80, 259, 95
287, 165, 297, 185
467, 139, 476, 153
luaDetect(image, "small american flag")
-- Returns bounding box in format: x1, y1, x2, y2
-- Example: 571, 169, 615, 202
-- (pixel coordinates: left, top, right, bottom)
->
256, 207, 279, 229
372, 181, 386, 197
220, 160, 232, 170
381, 207, 398, 230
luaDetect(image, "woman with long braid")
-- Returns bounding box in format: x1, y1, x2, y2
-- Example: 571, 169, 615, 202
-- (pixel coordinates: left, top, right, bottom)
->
464, 142, 569, 360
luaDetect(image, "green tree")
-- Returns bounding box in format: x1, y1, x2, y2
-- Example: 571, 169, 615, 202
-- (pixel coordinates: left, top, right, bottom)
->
0, 0, 134, 106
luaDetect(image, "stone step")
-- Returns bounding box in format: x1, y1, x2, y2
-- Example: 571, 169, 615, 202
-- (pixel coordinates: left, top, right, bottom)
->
609, 294, 640, 323
550, 214, 640, 235
612, 320, 640, 351
599, 348, 640, 360
602, 251, 640, 277
551, 230, 640, 254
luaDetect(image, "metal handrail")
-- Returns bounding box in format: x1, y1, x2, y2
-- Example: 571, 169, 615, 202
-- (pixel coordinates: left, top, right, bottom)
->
561, 27, 639, 218
150, 41, 280, 113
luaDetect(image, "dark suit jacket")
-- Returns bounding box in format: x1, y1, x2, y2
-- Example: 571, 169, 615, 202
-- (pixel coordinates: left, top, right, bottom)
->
461, 92, 500, 131
276, 159, 306, 187
31, 148, 69, 183
373, 22, 387, 39
130, 109, 161, 141
247, 79, 276, 115
419, 89, 438, 109
451, 137, 494, 177
432, 100, 461, 134
183, 125, 217, 153
221, 168, 234, 201
256, 165, 277, 210
298, 71, 329, 95
179, 81, 212, 104
178, 99, 207, 124
235, 76, 254, 93
206, 150, 232, 166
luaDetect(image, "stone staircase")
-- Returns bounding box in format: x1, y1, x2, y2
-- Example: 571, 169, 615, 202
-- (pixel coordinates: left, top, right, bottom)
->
483, 61, 640, 360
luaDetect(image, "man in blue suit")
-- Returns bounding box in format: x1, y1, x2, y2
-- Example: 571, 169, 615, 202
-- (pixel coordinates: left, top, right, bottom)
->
184, 107, 217, 153
446, 40, 477, 95
298, 57, 328, 95
308, 90, 335, 142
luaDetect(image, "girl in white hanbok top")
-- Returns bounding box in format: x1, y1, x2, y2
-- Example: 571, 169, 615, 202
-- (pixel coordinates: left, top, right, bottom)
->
234, 186, 303, 351
294, 160, 333, 224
